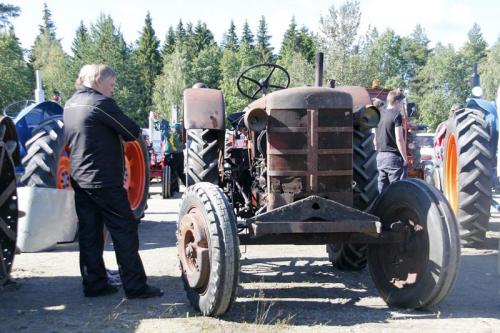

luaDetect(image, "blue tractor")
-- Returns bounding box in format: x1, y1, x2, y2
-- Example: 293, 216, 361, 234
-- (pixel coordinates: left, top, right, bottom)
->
433, 65, 498, 246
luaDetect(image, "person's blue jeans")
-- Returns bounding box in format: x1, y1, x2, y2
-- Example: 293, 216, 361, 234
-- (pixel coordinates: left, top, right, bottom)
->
376, 151, 406, 193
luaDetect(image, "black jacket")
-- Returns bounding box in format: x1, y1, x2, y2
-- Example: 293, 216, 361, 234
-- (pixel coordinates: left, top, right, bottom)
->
64, 87, 140, 188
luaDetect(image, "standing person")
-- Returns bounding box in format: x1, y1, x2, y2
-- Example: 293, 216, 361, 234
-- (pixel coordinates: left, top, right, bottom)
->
375, 88, 407, 193
64, 64, 163, 298
161, 120, 185, 193
169, 122, 186, 192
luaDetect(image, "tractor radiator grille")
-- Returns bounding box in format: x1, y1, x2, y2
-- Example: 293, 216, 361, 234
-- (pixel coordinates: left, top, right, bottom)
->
267, 107, 353, 210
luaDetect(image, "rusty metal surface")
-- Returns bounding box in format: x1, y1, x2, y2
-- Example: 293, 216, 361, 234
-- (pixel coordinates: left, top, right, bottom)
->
266, 87, 353, 210
335, 86, 372, 112
177, 207, 210, 291
266, 87, 352, 110
253, 220, 380, 235
244, 195, 383, 241
247, 195, 377, 224
238, 231, 404, 245
183, 88, 225, 130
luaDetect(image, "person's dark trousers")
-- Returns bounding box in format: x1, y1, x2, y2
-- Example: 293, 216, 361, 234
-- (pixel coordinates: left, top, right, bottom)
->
72, 181, 147, 297
376, 151, 407, 193
171, 152, 185, 188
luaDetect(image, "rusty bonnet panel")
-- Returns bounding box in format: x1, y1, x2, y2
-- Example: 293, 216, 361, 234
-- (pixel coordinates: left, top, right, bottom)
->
183, 88, 225, 130
265, 88, 354, 211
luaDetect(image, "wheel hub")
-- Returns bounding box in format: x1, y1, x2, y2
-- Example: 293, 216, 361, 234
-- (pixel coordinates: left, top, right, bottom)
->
178, 207, 210, 290
385, 219, 427, 289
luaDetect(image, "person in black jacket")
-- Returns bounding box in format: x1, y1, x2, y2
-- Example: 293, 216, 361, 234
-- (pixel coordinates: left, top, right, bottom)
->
64, 64, 163, 299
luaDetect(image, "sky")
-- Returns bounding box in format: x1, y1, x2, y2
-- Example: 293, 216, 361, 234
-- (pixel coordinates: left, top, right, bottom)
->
6, 0, 500, 54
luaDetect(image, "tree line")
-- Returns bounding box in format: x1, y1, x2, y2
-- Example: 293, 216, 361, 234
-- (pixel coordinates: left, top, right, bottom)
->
1, 1, 499, 129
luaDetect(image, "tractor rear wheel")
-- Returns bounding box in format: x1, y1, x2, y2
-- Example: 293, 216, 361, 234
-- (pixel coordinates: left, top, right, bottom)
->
177, 182, 240, 316
186, 129, 223, 186
368, 178, 460, 309
20, 116, 70, 189
327, 128, 378, 270
444, 107, 492, 246
0, 116, 19, 286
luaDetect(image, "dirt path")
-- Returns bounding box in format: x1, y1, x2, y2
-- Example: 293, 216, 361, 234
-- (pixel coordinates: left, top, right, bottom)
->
1, 184, 499, 333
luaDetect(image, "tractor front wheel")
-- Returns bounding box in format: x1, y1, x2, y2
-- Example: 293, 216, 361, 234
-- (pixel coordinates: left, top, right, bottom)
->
177, 182, 239, 316
368, 178, 460, 309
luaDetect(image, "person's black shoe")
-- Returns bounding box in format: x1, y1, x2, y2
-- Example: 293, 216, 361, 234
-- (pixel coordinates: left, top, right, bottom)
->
126, 285, 164, 299
84, 285, 119, 298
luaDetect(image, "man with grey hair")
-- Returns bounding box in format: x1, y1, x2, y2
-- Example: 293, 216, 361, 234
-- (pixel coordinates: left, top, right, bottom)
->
375, 88, 407, 193
64, 64, 163, 299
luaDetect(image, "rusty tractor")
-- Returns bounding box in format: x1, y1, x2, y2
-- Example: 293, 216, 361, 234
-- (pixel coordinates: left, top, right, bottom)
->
177, 54, 461, 316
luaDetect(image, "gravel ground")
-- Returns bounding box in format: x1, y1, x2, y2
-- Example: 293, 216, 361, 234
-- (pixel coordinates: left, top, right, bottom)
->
1, 183, 499, 333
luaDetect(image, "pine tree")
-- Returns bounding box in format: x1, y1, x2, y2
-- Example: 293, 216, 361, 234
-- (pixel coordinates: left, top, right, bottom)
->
280, 17, 298, 57
136, 12, 161, 117
193, 21, 214, 52
222, 20, 238, 51
175, 20, 186, 45
241, 21, 254, 46
0, 29, 33, 109
67, 21, 92, 90
0, 3, 20, 29
30, 2, 73, 102
161, 26, 176, 57
462, 23, 488, 65
84, 14, 143, 124
192, 44, 222, 88
255, 16, 273, 62
38, 2, 56, 39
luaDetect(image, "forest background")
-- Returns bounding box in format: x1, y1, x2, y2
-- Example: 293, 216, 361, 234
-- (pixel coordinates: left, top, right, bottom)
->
1, 0, 499, 129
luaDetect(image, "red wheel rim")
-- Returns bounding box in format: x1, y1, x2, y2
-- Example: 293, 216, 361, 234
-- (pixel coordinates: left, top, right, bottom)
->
124, 141, 146, 210
57, 146, 71, 189
444, 133, 458, 213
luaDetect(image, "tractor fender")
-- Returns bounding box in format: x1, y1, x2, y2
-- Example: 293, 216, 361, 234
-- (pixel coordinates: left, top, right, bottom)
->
183, 88, 225, 130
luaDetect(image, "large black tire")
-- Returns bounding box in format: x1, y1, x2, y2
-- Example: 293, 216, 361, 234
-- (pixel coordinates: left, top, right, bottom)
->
186, 129, 223, 186
368, 178, 460, 309
327, 128, 378, 270
444, 107, 492, 246
20, 116, 64, 187
0, 116, 19, 285
177, 182, 240, 316
161, 165, 171, 199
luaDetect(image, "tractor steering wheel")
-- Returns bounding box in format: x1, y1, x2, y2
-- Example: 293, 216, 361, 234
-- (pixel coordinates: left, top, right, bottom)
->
237, 63, 290, 100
